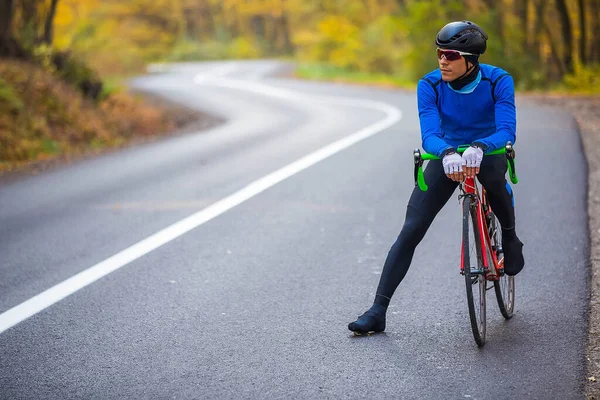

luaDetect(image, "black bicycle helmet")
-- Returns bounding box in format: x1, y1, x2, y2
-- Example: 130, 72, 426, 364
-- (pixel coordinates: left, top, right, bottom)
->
435, 20, 488, 55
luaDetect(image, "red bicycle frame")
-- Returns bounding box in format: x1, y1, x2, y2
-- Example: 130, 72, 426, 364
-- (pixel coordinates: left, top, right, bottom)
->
459, 177, 502, 281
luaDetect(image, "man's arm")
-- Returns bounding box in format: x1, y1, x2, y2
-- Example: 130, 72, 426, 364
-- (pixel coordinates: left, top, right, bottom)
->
417, 80, 454, 157
472, 75, 517, 152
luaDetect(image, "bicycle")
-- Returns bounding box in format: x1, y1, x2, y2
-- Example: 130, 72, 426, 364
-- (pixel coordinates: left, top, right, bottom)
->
413, 142, 519, 347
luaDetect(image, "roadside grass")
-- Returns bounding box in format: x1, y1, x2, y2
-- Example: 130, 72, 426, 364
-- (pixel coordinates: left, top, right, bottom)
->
0, 60, 191, 174
294, 62, 600, 96
294, 63, 415, 90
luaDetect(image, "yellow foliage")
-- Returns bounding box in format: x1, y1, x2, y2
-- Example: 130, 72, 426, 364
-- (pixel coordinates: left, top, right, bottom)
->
43, 0, 600, 89
54, 0, 101, 50
317, 16, 359, 40
228, 0, 284, 17
229, 38, 262, 59
563, 65, 600, 93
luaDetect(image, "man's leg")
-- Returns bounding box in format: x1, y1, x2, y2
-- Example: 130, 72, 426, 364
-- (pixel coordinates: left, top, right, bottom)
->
348, 160, 458, 333
477, 155, 524, 276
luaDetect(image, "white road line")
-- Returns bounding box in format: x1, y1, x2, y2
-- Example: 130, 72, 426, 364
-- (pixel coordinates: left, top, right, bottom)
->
193, 63, 238, 83
0, 64, 402, 335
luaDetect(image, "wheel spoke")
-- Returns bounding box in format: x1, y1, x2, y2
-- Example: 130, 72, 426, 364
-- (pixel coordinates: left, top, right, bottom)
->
463, 197, 486, 346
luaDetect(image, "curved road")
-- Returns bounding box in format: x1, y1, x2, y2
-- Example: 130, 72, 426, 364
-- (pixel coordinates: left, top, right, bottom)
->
0, 61, 589, 399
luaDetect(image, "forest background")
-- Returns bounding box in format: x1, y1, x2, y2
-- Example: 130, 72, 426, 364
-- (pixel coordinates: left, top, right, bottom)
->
0, 0, 599, 168
34, 0, 600, 90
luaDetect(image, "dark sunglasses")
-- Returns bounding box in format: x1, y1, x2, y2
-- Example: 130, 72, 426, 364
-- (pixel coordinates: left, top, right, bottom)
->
436, 48, 475, 61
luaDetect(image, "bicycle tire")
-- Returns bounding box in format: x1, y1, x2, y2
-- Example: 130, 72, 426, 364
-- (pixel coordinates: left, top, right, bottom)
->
488, 212, 515, 319
463, 196, 486, 347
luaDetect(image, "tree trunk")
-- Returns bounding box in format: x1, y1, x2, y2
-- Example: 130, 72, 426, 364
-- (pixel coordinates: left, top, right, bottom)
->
591, 0, 600, 63
533, 0, 548, 39
544, 21, 567, 77
481, 1, 505, 57
577, 0, 586, 63
515, 0, 530, 50
200, 3, 215, 40
251, 15, 266, 41
555, 0, 574, 73
0, 0, 13, 44
0, 0, 21, 58
225, 4, 239, 37
532, 0, 548, 66
395, 0, 406, 11
43, 0, 59, 44
280, 12, 293, 53
183, 11, 197, 39
269, 16, 279, 52
20, 0, 38, 45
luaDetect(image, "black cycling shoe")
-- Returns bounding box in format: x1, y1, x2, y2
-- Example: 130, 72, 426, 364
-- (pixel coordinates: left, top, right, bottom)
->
348, 304, 386, 334
503, 237, 524, 276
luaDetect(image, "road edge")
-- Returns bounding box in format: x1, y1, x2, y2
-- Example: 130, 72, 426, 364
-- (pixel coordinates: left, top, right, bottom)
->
0, 89, 225, 184
530, 95, 600, 399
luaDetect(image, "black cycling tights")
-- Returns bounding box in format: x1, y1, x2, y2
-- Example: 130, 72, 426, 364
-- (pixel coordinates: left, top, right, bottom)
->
374, 155, 516, 308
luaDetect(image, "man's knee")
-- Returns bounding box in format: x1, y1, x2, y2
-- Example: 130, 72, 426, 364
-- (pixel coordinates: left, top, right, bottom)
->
479, 175, 506, 193
478, 164, 507, 192
398, 205, 430, 246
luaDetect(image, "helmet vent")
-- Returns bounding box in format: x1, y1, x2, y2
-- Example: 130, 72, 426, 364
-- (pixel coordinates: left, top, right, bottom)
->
435, 21, 488, 54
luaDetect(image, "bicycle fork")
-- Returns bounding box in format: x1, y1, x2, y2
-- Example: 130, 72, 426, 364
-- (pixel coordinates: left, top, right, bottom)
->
459, 177, 500, 281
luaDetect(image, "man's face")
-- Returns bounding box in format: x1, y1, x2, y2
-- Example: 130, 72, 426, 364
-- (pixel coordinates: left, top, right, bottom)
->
438, 49, 469, 82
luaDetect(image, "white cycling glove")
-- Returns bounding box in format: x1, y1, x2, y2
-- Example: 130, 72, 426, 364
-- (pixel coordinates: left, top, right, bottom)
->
442, 152, 463, 174
462, 146, 484, 168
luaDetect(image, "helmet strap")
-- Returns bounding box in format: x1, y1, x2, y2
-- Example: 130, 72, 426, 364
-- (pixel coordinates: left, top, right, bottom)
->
449, 59, 480, 90
456, 60, 474, 80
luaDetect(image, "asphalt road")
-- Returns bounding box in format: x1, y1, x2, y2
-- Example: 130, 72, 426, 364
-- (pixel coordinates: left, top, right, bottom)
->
0, 60, 589, 399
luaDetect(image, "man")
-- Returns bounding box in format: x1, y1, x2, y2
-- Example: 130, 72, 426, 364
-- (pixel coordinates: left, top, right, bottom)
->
348, 20, 525, 334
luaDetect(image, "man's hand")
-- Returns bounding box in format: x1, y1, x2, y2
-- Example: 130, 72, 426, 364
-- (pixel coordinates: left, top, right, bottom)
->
462, 146, 484, 178
442, 152, 464, 182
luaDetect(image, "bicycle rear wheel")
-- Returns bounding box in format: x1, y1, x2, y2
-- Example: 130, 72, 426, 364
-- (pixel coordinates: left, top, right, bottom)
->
488, 212, 515, 319
462, 196, 486, 347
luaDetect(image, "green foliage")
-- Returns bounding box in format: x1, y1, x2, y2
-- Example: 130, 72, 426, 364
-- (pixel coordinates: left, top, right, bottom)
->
166, 39, 231, 61
53, 51, 103, 101
32, 44, 57, 74
100, 76, 127, 100
166, 37, 263, 62
562, 65, 600, 93
229, 37, 262, 59
24, 44, 104, 100
41, 138, 61, 155
396, 0, 457, 81
294, 0, 466, 81
294, 15, 363, 70
358, 16, 404, 74
296, 63, 414, 88
0, 77, 24, 111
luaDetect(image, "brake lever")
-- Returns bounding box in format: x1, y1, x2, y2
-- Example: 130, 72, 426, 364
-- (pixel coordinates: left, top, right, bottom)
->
413, 149, 422, 186
505, 142, 518, 184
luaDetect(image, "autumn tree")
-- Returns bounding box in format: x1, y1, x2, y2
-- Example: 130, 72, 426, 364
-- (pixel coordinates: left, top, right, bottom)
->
15, 0, 599, 88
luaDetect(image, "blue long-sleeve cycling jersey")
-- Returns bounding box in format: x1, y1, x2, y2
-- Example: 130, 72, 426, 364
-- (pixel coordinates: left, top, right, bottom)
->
417, 64, 516, 157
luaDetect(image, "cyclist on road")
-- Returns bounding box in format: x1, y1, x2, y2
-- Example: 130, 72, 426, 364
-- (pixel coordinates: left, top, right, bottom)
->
349, 20, 525, 334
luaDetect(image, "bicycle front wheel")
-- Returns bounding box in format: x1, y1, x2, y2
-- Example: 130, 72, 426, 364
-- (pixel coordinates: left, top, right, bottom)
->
463, 196, 486, 347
